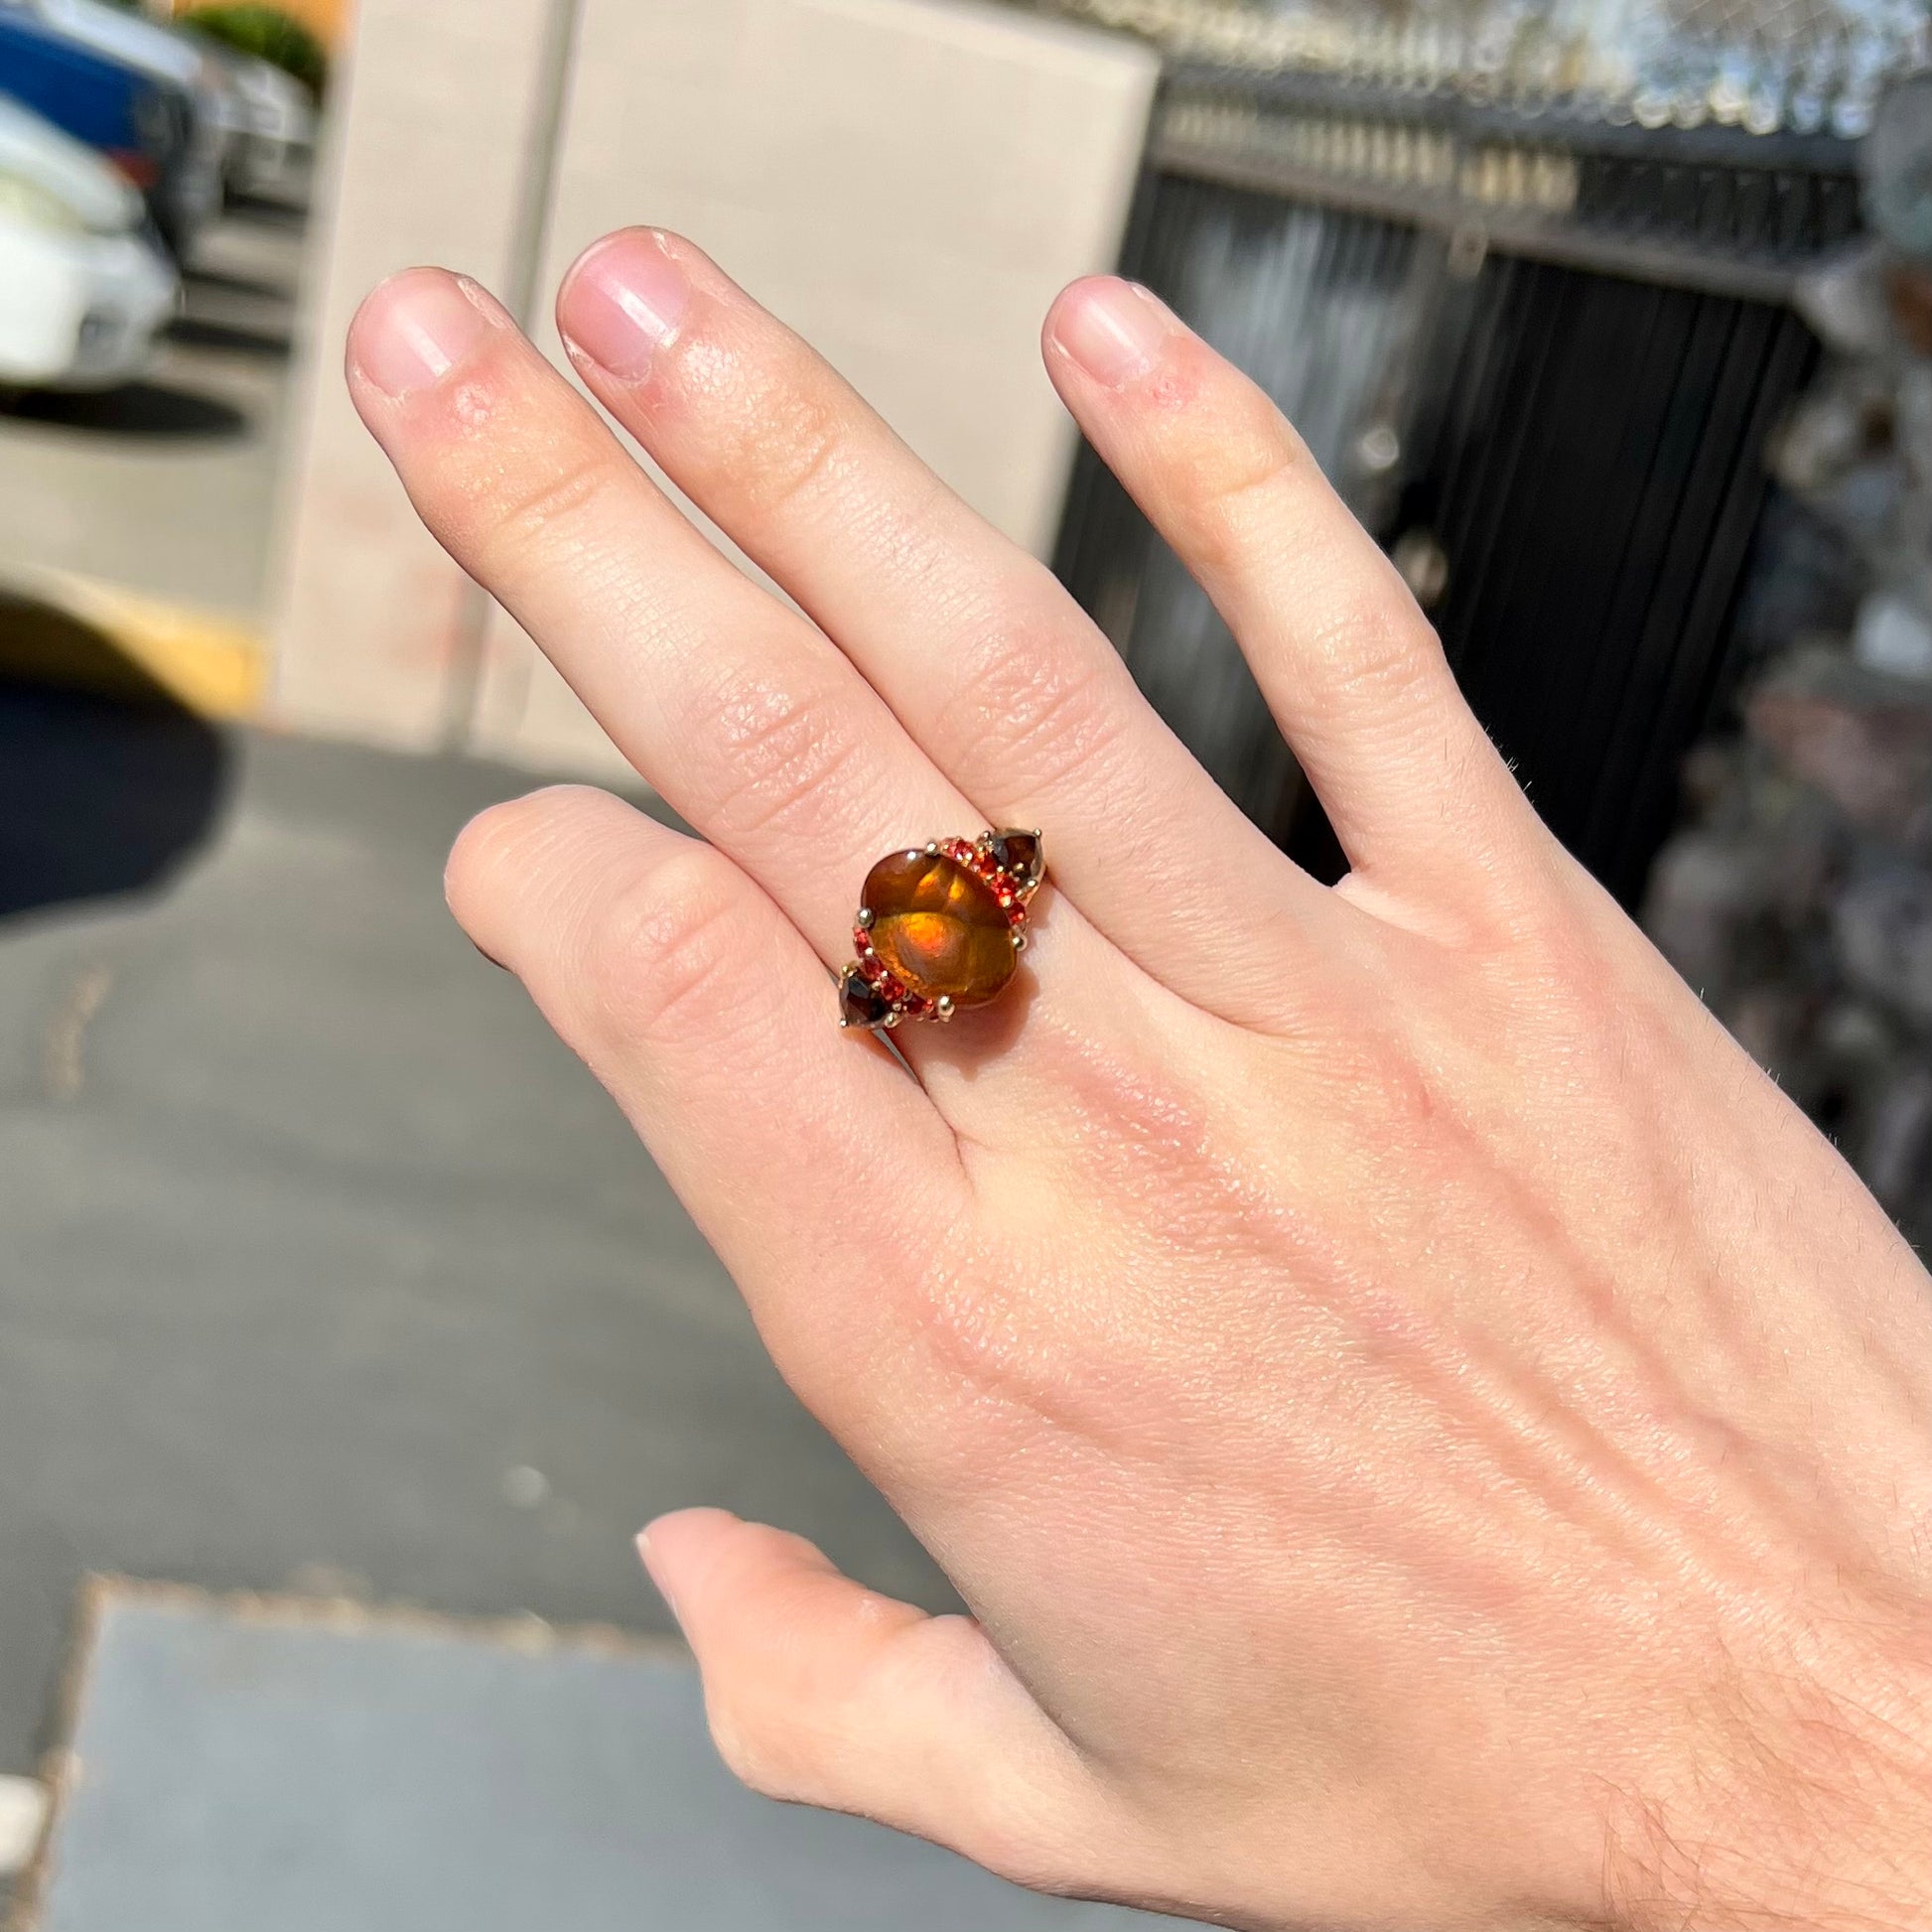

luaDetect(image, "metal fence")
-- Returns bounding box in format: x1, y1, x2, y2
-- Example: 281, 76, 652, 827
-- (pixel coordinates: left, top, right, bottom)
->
1054, 69, 1860, 901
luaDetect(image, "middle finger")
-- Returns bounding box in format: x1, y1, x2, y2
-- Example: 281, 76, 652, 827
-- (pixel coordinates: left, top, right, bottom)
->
554, 229, 1341, 1028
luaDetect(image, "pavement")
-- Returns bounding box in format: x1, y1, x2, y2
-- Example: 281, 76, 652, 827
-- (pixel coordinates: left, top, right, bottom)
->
0, 693, 951, 1790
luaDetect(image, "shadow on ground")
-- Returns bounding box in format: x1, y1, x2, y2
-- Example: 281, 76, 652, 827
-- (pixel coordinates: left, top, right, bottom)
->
164, 317, 294, 361
0, 380, 249, 441
0, 598, 228, 917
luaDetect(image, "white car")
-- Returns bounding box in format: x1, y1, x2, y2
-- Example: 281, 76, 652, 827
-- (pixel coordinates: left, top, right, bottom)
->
0, 94, 179, 390
206, 47, 316, 198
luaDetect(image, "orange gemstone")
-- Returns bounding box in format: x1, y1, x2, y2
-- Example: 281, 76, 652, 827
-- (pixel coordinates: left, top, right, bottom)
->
863, 849, 1017, 1007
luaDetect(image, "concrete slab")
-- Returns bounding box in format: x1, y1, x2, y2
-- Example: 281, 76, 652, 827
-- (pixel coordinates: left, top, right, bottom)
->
19, 1587, 1172, 1932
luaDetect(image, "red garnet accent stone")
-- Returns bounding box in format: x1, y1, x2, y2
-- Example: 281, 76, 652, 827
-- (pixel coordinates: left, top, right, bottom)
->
984, 830, 1043, 893
838, 968, 895, 1031
862, 848, 1018, 1009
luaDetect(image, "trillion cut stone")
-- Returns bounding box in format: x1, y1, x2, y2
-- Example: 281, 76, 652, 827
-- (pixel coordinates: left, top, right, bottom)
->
862, 849, 1017, 1007
983, 829, 1042, 893
838, 968, 895, 1030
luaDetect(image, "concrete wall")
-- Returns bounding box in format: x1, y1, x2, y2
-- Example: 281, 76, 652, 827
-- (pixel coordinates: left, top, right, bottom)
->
269, 0, 567, 754
271, 0, 1157, 778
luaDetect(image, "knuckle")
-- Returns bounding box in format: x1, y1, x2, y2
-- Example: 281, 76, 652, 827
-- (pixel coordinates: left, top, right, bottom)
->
696, 353, 849, 523
577, 848, 747, 1043
696, 672, 875, 843
450, 437, 619, 560
1300, 592, 1444, 713
930, 618, 1126, 797
1180, 424, 1317, 571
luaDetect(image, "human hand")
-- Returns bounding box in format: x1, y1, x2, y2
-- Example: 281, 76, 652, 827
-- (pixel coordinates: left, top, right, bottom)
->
346, 233, 1932, 1932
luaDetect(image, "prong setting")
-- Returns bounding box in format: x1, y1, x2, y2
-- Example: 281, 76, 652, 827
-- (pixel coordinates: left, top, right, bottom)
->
838, 830, 1044, 1034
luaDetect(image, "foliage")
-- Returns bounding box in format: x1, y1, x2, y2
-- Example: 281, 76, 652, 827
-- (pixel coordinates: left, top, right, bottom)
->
180, 5, 326, 97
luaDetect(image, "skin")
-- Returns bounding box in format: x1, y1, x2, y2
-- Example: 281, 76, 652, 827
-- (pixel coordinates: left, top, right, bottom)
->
345, 231, 1932, 1932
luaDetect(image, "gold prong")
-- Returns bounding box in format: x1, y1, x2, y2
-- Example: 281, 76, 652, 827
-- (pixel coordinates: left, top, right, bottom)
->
883, 1010, 901, 1030
1012, 930, 1027, 952
936, 996, 955, 1021
924, 840, 939, 854
856, 906, 874, 928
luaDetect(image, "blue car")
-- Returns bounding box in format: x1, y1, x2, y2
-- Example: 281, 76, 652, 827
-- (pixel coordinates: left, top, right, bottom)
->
0, 6, 198, 250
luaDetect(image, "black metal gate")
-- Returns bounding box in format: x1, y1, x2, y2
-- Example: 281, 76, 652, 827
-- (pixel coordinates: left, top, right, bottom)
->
1053, 71, 1859, 903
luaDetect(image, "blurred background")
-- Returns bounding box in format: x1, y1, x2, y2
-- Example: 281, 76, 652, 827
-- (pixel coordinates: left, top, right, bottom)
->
0, 0, 1928, 1923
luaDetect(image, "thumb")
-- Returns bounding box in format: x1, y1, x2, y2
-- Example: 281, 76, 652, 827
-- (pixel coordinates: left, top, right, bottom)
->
639, 1508, 1117, 1896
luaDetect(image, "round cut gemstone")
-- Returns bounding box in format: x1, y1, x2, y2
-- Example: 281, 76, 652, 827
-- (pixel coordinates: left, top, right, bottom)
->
862, 849, 1017, 1007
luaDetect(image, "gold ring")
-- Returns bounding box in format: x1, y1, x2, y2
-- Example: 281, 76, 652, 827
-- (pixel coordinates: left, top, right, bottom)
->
837, 830, 1044, 1031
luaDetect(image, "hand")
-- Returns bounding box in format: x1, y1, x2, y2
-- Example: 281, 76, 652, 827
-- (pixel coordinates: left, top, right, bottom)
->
346, 234, 1932, 1932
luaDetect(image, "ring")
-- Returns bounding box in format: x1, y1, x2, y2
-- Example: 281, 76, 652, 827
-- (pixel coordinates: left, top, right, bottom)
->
837, 830, 1044, 1031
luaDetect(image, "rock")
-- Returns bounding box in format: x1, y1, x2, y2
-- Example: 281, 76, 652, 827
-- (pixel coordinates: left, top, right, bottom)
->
1793, 240, 1895, 359
1643, 832, 1778, 998
1863, 74, 1932, 260
1854, 589, 1932, 680
1891, 261, 1932, 360
1768, 372, 1889, 495
1746, 647, 1932, 841
1862, 1062, 1932, 1209
1835, 869, 1932, 1025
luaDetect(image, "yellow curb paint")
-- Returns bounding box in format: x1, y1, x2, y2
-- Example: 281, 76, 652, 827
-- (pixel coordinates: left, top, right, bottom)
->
0, 566, 265, 721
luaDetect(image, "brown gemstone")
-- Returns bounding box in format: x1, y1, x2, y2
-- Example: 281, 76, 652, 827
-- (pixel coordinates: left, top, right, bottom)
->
862, 849, 1017, 1007
984, 829, 1043, 893
838, 967, 895, 1030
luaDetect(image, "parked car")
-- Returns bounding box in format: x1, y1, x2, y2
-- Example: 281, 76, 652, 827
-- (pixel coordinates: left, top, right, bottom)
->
11, 0, 233, 252
0, 91, 178, 390
0, 6, 208, 254
202, 43, 313, 199
0, 6, 180, 178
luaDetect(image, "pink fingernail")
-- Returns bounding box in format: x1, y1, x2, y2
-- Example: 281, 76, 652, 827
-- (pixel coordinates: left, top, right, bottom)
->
354, 268, 492, 398
1051, 278, 1176, 388
563, 232, 692, 381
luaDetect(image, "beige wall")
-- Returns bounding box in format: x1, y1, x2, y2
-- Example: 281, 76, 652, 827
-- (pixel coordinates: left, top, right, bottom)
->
269, 0, 569, 752
271, 0, 1157, 776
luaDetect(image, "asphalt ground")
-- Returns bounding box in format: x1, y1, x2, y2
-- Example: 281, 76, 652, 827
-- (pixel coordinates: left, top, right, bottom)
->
0, 693, 947, 1782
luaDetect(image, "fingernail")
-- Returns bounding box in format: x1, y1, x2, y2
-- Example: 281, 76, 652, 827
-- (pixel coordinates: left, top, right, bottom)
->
355, 268, 492, 398
564, 233, 692, 381
635, 1530, 680, 1621
1052, 278, 1175, 388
